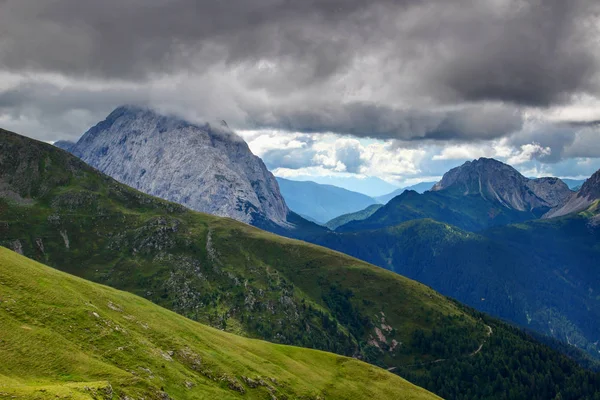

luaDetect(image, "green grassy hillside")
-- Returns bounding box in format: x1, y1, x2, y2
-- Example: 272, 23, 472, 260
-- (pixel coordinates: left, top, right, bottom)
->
0, 247, 439, 400
3, 128, 600, 399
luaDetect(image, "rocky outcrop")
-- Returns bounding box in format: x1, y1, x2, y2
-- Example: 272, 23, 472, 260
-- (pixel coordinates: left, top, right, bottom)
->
68, 106, 290, 226
544, 169, 600, 218
432, 158, 572, 212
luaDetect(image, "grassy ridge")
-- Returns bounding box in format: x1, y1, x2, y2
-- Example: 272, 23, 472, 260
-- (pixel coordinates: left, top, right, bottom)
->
0, 247, 439, 399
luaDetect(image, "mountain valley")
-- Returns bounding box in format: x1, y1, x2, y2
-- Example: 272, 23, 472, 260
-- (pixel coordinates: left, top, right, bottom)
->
3, 128, 600, 399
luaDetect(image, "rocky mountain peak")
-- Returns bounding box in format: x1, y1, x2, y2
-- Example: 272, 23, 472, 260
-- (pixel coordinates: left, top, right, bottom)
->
578, 169, 600, 200
432, 158, 571, 212
544, 168, 600, 219
67, 106, 290, 226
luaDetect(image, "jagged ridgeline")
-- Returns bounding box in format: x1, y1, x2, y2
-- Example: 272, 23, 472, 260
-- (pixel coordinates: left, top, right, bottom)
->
1, 129, 600, 400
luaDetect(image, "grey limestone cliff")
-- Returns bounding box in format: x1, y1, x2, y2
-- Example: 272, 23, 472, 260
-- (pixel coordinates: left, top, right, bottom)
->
432, 158, 572, 212
68, 106, 290, 226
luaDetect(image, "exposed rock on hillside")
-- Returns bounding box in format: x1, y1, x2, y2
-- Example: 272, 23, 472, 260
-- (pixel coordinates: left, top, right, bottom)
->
545, 169, 600, 218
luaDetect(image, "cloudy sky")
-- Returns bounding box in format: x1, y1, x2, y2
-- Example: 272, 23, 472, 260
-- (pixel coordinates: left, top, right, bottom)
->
1, 0, 600, 190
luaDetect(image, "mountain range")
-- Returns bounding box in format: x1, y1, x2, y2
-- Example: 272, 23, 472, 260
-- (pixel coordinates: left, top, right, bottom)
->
561, 178, 587, 191
276, 177, 378, 223
51, 108, 600, 361
335, 158, 574, 233
3, 127, 600, 399
277, 174, 399, 197
50, 108, 600, 361
309, 164, 600, 358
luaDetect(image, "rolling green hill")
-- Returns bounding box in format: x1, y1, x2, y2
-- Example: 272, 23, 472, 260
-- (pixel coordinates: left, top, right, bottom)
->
0, 247, 439, 400
3, 128, 600, 399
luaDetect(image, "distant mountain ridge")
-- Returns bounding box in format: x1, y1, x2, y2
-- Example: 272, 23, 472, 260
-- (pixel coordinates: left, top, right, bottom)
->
311, 201, 600, 359
325, 204, 384, 230
561, 178, 587, 190
375, 181, 437, 204
280, 175, 399, 197
336, 158, 573, 232
276, 177, 378, 223
67, 106, 290, 227
53, 139, 75, 151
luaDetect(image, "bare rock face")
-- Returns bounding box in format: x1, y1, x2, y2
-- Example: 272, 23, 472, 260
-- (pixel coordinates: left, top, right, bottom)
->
68, 106, 290, 226
544, 169, 600, 218
432, 158, 572, 212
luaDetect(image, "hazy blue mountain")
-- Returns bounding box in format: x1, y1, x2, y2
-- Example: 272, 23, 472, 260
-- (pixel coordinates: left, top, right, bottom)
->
562, 178, 587, 190
375, 181, 437, 204
337, 158, 572, 232
277, 175, 399, 197
325, 203, 384, 230
53, 140, 75, 151
276, 177, 378, 223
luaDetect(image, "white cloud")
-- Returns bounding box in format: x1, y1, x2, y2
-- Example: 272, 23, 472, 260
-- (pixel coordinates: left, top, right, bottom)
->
507, 143, 551, 165
238, 130, 311, 156
432, 144, 495, 160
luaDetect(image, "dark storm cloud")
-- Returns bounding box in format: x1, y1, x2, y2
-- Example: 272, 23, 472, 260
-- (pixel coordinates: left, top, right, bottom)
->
0, 80, 148, 140
1, 1, 598, 100
0, 0, 599, 143
428, 0, 599, 106
0, 0, 396, 80
247, 102, 524, 141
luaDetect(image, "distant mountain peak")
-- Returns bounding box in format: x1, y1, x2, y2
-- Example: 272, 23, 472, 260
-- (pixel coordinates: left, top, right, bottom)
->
68, 106, 290, 226
432, 158, 571, 212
